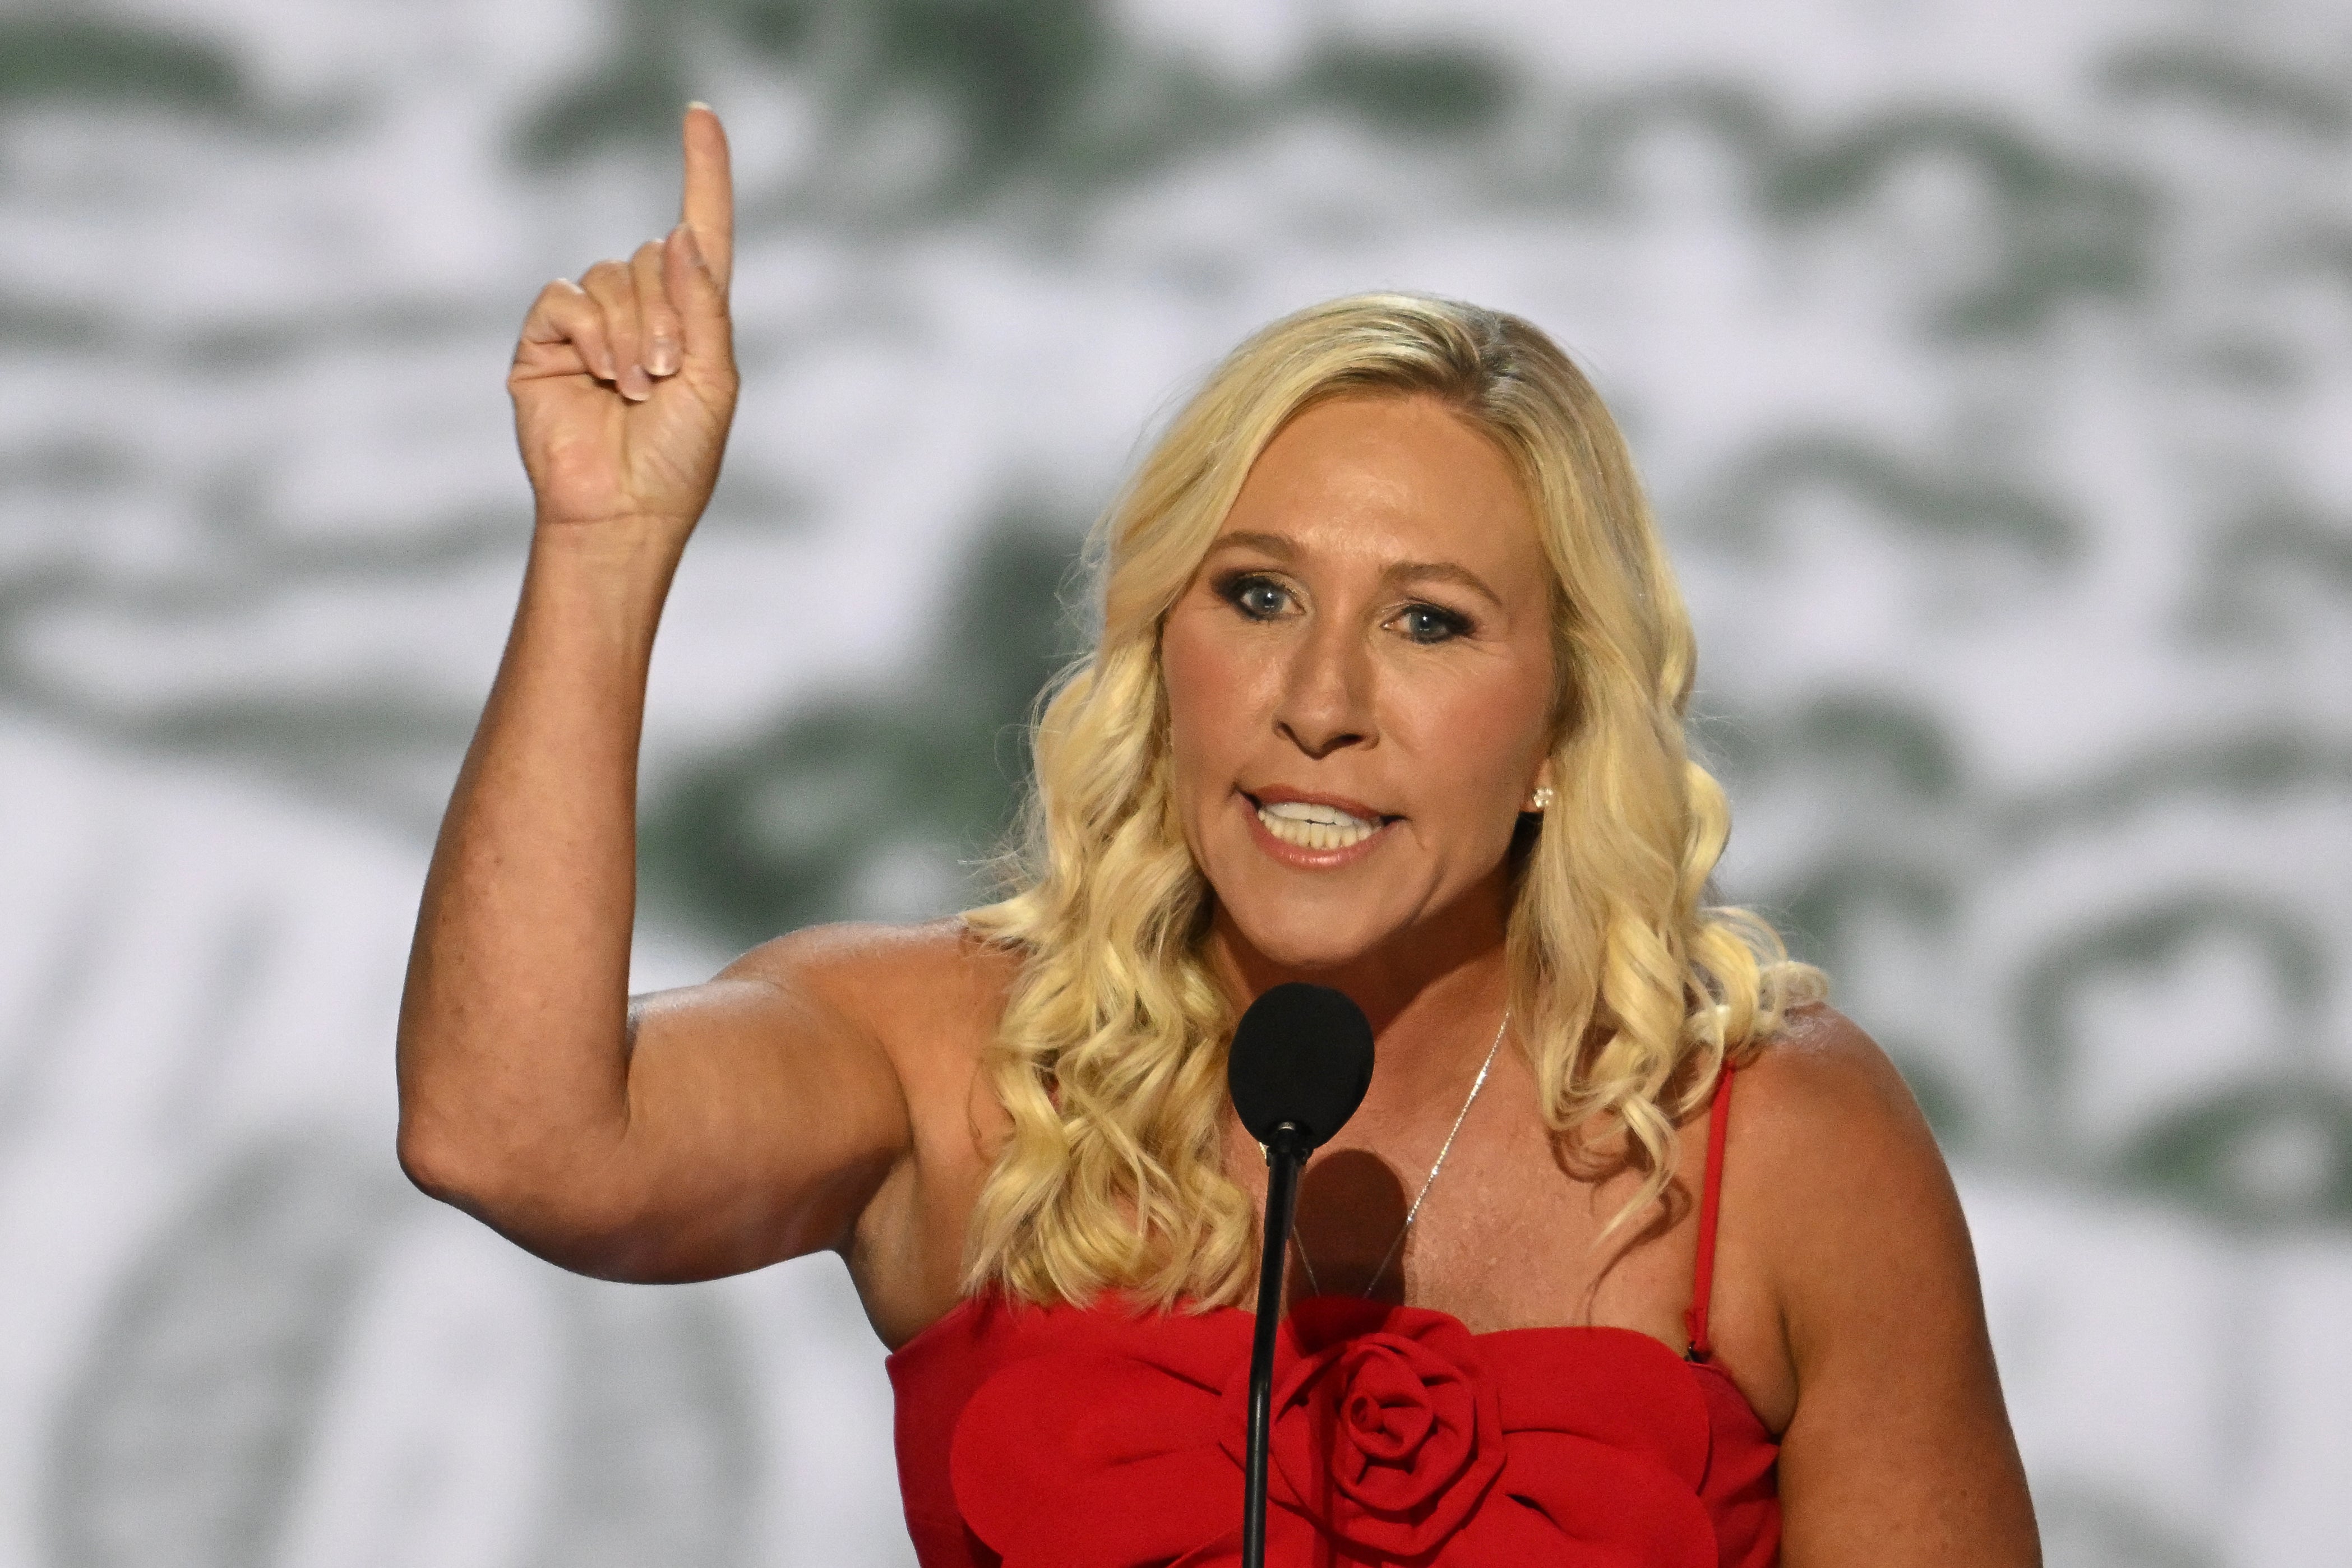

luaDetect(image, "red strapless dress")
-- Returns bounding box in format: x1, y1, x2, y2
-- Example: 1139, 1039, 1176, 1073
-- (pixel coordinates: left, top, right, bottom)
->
888, 1068, 1777, 1568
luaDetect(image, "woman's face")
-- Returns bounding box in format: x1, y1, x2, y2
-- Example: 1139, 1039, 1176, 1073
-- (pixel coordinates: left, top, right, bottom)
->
1161, 392, 1559, 977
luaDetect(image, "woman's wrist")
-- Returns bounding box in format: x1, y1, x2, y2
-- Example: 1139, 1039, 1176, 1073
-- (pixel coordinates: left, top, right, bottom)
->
520, 512, 694, 654
530, 505, 697, 557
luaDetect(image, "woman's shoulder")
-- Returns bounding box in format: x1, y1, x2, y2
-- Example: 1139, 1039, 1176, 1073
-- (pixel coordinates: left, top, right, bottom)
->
1729, 1003, 1931, 1146
1722, 1004, 1961, 1251
1716, 1028, 2036, 1548
723, 914, 1025, 1052
728, 913, 1022, 988
1722, 1004, 1983, 1341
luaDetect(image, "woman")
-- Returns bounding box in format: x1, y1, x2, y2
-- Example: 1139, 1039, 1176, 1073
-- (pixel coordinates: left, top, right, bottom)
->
398, 106, 2040, 1566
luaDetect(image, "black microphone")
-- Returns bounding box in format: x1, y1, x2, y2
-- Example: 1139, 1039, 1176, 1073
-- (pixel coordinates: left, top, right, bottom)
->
1227, 982, 1374, 1568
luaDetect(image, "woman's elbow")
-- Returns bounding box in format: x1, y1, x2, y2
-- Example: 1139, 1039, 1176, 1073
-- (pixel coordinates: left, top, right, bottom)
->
395, 1111, 496, 1211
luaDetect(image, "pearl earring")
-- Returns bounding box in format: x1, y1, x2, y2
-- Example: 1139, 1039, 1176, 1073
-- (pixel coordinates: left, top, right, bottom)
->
1527, 785, 1555, 812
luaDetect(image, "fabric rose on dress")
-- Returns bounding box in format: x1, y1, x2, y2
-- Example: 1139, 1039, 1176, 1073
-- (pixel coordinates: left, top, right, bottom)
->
944, 1295, 1728, 1568
1221, 1296, 1503, 1558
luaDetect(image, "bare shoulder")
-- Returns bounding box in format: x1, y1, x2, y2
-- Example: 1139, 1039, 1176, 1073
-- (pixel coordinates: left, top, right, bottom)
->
719, 915, 1022, 1096
1727, 1003, 1944, 1190
722, 919, 1024, 1335
1734, 1001, 1909, 1100
1730, 1007, 2039, 1562
723, 914, 1022, 1008
1722, 1004, 1974, 1357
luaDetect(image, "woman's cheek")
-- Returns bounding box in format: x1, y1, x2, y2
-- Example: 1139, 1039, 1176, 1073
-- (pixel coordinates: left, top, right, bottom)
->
1161, 625, 1250, 831
1401, 670, 1549, 842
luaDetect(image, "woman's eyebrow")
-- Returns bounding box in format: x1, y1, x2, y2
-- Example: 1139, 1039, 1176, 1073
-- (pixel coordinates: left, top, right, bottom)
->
1388, 561, 1504, 610
1203, 530, 1295, 559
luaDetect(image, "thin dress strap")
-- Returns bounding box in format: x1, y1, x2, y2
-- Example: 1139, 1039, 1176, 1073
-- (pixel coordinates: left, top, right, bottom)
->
1683, 1061, 1735, 1363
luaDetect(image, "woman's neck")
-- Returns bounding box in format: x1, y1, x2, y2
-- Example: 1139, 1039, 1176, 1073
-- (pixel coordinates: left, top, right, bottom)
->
1208, 871, 1515, 1112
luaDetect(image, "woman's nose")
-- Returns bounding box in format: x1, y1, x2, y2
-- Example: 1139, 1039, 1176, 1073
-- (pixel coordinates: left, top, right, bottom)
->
1272, 619, 1375, 758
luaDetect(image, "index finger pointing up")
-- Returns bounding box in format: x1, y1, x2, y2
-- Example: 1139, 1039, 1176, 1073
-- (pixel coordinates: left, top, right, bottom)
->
680, 103, 734, 295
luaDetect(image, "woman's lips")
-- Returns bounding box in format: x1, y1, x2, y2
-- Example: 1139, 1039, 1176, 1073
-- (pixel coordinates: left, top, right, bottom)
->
1249, 785, 1389, 824
1240, 791, 1394, 869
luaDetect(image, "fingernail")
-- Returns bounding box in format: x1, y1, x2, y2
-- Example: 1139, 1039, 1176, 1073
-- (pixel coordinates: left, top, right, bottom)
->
681, 224, 708, 274
598, 346, 620, 381
648, 337, 679, 376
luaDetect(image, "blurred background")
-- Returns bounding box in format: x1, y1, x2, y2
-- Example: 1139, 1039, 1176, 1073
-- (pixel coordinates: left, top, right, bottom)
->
0, 0, 2346, 1562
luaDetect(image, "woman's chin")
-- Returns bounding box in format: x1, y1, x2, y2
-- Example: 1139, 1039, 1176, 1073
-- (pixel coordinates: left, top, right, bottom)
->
1216, 904, 1395, 977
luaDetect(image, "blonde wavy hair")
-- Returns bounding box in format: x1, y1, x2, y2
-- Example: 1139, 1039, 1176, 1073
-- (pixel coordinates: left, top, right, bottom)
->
962, 292, 1822, 1310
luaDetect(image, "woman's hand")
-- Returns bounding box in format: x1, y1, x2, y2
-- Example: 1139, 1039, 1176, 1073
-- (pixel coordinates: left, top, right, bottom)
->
510, 104, 738, 534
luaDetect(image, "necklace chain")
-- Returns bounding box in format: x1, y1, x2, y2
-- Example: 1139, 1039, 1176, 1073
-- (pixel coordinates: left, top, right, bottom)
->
1292, 1010, 1509, 1301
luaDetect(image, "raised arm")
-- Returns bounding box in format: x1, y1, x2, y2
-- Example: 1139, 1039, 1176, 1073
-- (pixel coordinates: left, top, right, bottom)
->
395, 107, 913, 1283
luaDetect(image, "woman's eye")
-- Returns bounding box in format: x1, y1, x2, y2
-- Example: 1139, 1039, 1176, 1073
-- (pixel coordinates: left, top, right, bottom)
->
1223, 574, 1292, 621
1395, 603, 1471, 644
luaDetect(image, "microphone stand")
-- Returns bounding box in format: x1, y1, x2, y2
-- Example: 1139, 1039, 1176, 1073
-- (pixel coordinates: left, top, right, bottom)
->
1244, 1122, 1310, 1568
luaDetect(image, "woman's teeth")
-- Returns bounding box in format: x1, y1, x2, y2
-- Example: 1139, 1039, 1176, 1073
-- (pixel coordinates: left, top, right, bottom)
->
1255, 798, 1379, 851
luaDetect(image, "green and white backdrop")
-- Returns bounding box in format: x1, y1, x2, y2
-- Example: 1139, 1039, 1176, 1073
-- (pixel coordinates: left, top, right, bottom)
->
0, 1, 2346, 1563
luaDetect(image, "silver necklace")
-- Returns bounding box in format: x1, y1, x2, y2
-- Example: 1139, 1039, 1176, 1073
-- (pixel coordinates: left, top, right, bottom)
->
1292, 1010, 1509, 1300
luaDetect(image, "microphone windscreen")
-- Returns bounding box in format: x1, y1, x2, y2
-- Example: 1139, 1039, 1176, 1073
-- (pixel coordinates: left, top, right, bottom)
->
1227, 983, 1375, 1148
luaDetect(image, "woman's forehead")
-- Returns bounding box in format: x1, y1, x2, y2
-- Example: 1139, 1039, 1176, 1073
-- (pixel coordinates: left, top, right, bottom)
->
1213, 394, 1545, 581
